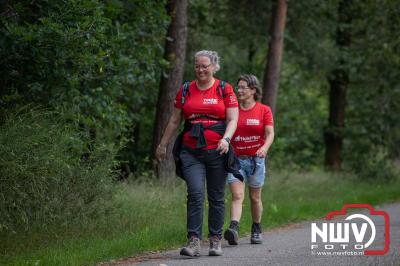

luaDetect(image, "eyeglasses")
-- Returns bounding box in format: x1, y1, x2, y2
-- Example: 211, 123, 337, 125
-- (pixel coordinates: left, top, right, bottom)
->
194, 64, 212, 70
236, 86, 251, 91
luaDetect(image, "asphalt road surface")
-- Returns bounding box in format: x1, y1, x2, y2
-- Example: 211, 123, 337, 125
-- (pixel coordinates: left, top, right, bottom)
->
107, 202, 400, 266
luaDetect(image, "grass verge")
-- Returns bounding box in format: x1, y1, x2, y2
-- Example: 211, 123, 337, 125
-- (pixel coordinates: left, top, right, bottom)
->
1, 171, 400, 265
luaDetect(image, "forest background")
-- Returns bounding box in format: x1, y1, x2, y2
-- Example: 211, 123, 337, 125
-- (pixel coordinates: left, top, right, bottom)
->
1, 0, 399, 265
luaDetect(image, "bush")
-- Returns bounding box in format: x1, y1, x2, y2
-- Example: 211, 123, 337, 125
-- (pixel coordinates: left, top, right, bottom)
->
0, 108, 118, 233
0, 0, 169, 174
344, 144, 399, 182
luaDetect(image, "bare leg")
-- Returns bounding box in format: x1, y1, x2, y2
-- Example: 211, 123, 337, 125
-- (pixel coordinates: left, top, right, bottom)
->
229, 181, 245, 222
249, 187, 263, 223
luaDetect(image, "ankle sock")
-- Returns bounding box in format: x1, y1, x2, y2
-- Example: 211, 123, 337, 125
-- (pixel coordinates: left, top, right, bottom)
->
229, 220, 239, 230
252, 222, 262, 233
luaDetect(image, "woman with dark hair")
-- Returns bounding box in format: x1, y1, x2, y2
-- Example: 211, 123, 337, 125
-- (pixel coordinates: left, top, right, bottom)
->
223, 74, 274, 245
156, 50, 239, 257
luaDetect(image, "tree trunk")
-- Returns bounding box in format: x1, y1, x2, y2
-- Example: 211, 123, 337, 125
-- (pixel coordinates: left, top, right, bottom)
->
261, 0, 287, 115
152, 0, 188, 179
324, 0, 353, 171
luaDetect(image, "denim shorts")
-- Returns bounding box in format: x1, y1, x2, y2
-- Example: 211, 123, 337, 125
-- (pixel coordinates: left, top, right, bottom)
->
227, 156, 266, 188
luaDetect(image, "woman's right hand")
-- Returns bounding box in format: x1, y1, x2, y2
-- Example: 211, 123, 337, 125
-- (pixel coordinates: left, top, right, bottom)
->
156, 144, 167, 162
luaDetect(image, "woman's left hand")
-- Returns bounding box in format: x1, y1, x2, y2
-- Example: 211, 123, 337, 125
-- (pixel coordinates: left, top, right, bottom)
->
256, 147, 268, 157
217, 138, 230, 154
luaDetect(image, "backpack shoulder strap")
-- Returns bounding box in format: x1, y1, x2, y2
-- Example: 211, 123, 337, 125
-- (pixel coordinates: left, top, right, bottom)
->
218, 80, 226, 99
181, 81, 190, 105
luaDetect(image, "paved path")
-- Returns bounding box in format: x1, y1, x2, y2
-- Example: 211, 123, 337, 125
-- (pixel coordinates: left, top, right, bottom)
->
107, 202, 400, 266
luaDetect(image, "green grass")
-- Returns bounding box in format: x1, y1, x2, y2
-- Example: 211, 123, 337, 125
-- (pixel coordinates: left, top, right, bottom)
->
1, 171, 400, 265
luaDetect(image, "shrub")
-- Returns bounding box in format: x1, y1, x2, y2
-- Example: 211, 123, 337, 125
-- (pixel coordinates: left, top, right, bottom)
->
344, 144, 398, 182
0, 0, 169, 175
0, 108, 118, 233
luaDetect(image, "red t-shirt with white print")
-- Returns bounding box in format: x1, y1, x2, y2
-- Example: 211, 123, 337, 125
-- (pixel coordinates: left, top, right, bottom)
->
174, 79, 238, 150
231, 102, 274, 156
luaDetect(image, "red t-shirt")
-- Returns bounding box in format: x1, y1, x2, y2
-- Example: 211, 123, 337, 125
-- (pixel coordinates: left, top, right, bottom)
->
174, 79, 238, 149
231, 102, 274, 156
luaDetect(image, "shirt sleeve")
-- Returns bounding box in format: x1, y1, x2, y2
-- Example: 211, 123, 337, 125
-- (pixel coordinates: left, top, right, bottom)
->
263, 105, 274, 126
223, 83, 239, 108
174, 85, 184, 109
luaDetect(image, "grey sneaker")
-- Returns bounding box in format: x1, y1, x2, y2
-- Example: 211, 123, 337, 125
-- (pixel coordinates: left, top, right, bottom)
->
180, 236, 200, 257
250, 231, 263, 244
208, 236, 223, 256
224, 228, 239, 245
250, 223, 263, 244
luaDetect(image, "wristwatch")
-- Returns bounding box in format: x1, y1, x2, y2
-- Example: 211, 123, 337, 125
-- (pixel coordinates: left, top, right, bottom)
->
224, 137, 231, 144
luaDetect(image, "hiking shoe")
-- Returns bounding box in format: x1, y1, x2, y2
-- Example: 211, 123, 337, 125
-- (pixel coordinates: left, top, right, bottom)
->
250, 223, 263, 244
208, 236, 223, 256
224, 227, 239, 245
250, 231, 263, 244
180, 236, 200, 257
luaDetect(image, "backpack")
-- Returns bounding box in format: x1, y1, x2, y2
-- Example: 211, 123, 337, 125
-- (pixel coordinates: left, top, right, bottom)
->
181, 80, 226, 105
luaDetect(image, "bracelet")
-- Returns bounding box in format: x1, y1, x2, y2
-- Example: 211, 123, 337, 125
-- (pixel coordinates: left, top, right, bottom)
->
224, 137, 231, 144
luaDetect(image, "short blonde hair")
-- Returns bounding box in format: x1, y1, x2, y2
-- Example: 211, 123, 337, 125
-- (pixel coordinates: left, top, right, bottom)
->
194, 50, 220, 73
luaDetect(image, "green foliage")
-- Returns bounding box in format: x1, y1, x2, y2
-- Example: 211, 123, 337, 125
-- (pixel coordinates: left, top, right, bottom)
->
1, 0, 398, 178
285, 0, 339, 75
0, 0, 169, 171
275, 0, 399, 175
0, 108, 117, 234
185, 0, 271, 81
342, 0, 400, 178
344, 145, 398, 181
270, 63, 328, 170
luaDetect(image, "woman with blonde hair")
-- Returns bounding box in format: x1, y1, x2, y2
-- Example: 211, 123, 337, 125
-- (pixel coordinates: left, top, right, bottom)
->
156, 50, 239, 256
